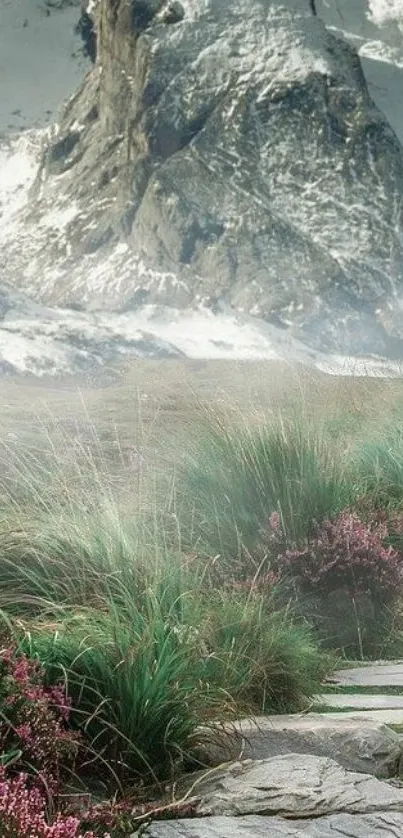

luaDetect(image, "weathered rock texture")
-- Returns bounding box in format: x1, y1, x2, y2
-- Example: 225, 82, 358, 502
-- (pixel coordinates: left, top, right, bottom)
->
5, 0, 403, 356
195, 715, 403, 778
142, 755, 403, 838
194, 754, 403, 817
143, 813, 403, 838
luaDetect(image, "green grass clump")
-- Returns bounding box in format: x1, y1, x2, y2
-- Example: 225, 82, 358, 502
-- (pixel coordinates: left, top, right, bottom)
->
195, 588, 333, 713
353, 426, 403, 508
19, 601, 212, 784
174, 416, 351, 561
321, 684, 403, 695
0, 485, 331, 786
13, 575, 331, 784
388, 723, 403, 734
0, 499, 171, 615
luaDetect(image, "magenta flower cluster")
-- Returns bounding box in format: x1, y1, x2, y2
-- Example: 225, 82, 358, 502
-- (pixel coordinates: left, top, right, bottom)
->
0, 769, 105, 838
0, 646, 112, 837
0, 646, 79, 792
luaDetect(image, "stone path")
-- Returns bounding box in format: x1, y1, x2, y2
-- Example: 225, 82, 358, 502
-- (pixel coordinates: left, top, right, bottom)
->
318, 694, 403, 710
144, 814, 403, 837
317, 708, 403, 724
140, 754, 403, 838
197, 711, 403, 776
141, 665, 403, 837
316, 662, 403, 723
331, 664, 403, 688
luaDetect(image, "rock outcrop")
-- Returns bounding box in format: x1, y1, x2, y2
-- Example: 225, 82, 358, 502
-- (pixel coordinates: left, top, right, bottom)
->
141, 754, 403, 837
4, 0, 403, 357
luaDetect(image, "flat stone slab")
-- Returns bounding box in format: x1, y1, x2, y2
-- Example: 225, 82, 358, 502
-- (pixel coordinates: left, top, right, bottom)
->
318, 694, 403, 709
333, 665, 403, 687
197, 714, 403, 777
321, 709, 403, 724
194, 754, 403, 817
144, 813, 403, 838
230, 714, 400, 732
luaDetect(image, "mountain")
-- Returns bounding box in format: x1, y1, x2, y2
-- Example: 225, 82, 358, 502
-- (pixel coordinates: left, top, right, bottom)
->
2, 0, 403, 372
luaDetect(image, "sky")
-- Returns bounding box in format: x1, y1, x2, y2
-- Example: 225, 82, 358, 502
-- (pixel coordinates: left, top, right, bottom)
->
369, 0, 403, 24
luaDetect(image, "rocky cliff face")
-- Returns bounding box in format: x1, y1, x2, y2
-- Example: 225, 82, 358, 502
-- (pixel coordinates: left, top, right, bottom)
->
3, 0, 403, 357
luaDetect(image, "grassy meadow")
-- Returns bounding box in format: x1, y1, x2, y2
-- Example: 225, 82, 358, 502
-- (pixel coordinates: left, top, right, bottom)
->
2, 359, 403, 834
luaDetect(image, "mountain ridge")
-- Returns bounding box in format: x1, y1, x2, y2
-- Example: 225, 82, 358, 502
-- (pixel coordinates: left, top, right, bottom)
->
2, 0, 403, 372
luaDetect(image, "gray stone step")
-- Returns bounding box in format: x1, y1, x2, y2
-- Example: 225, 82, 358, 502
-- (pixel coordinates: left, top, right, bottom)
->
143, 751, 403, 837
332, 665, 403, 688
195, 753, 403, 816
317, 709, 403, 724
143, 813, 403, 838
197, 714, 402, 777
318, 694, 403, 710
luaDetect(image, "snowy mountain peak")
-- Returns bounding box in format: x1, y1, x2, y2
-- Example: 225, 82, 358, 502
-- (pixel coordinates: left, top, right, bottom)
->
2, 0, 403, 375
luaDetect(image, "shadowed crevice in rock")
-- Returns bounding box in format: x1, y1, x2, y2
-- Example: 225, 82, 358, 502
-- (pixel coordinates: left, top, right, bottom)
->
149, 100, 221, 159
131, 0, 162, 30
75, 10, 97, 62
47, 131, 81, 168
180, 219, 225, 265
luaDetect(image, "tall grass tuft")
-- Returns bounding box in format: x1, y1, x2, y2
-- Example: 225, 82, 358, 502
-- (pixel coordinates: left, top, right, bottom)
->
193, 587, 333, 713
19, 600, 215, 784
16, 581, 331, 785
0, 493, 180, 616
173, 415, 351, 562
353, 425, 403, 508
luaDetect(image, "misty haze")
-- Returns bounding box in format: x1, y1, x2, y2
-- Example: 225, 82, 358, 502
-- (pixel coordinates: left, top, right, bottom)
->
3, 2, 403, 836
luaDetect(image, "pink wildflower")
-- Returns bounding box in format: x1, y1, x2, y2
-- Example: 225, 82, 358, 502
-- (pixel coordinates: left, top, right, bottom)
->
0, 769, 110, 837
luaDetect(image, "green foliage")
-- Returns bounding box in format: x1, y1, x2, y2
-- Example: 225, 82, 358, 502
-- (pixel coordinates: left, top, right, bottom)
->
21, 603, 211, 784
195, 588, 333, 713
353, 425, 403, 507
0, 500, 171, 615
174, 416, 351, 561
16, 576, 331, 784
6, 407, 398, 789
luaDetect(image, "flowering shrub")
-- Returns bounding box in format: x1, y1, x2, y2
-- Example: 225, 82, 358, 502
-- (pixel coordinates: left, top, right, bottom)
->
275, 511, 402, 604
0, 646, 79, 792
0, 770, 106, 838
266, 510, 403, 656
0, 647, 115, 836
